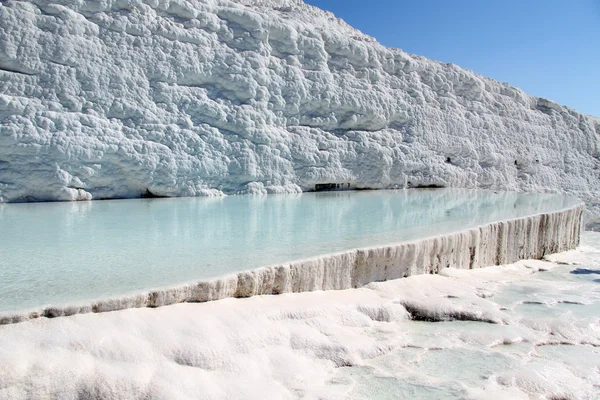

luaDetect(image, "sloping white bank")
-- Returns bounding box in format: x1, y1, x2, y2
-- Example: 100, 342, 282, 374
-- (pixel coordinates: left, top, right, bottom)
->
0, 202, 584, 324
0, 0, 599, 223
1, 232, 599, 400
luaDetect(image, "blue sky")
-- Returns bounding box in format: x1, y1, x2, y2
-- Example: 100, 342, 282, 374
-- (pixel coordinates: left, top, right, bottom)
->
304, 0, 600, 117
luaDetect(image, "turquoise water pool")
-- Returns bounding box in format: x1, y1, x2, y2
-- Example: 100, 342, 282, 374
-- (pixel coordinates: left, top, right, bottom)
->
0, 189, 581, 313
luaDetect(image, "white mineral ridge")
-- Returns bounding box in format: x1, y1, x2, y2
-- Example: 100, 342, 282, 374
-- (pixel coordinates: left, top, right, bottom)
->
1, 0, 599, 222
1, 232, 599, 399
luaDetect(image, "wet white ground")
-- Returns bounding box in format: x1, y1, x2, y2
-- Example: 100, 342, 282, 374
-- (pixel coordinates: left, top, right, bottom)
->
1, 232, 599, 400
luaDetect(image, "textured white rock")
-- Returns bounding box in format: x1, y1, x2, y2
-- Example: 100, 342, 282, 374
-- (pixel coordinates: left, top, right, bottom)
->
0, 202, 583, 325
0, 0, 599, 223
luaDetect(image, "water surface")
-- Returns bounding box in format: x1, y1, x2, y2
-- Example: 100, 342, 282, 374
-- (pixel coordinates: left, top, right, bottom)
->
0, 189, 581, 313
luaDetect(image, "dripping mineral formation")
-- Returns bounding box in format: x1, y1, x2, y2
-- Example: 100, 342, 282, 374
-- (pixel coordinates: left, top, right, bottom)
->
1, 0, 599, 224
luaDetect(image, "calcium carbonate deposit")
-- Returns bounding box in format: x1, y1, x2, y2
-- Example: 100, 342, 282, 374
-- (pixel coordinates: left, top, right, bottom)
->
1, 232, 599, 400
0, 0, 599, 225
1, 2, 598, 398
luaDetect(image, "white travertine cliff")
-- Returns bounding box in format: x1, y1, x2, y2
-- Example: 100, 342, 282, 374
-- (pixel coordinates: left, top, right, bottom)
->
1, 0, 599, 223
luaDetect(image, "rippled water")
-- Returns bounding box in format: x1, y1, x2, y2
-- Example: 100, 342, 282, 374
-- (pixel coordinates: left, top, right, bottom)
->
0, 189, 580, 312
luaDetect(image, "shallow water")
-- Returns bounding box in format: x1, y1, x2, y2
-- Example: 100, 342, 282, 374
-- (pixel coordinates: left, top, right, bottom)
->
338, 261, 600, 399
0, 189, 580, 312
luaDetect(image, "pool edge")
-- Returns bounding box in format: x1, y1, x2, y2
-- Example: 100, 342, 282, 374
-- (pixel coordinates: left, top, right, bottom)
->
0, 202, 585, 325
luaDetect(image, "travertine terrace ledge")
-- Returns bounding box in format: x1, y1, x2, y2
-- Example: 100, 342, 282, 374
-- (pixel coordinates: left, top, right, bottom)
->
0, 200, 584, 325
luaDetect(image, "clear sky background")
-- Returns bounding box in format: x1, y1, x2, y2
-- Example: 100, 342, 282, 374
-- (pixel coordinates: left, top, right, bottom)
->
304, 0, 600, 117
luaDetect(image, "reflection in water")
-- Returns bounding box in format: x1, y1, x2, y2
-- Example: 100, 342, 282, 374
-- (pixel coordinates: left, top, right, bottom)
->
0, 189, 581, 312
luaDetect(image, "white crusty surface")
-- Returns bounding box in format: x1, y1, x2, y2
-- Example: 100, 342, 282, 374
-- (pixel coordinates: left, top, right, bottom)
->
1, 0, 599, 221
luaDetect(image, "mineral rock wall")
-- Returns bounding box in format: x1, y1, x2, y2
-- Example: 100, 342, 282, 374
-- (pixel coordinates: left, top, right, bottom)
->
0, 0, 599, 223
0, 202, 584, 324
